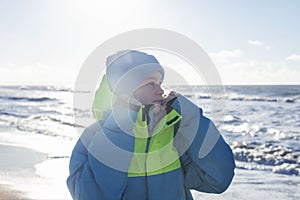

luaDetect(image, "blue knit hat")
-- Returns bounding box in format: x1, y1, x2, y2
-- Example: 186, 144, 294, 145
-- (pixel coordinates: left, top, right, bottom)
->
106, 50, 165, 95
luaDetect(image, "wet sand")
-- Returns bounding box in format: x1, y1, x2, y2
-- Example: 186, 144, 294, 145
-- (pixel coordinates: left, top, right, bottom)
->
0, 185, 27, 200
0, 144, 46, 199
0, 144, 46, 171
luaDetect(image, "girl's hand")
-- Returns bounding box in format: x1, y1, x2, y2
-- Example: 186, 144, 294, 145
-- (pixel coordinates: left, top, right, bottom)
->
161, 91, 180, 108
152, 91, 180, 115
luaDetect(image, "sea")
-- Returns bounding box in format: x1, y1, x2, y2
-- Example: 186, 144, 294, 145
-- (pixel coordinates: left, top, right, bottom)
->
0, 85, 299, 199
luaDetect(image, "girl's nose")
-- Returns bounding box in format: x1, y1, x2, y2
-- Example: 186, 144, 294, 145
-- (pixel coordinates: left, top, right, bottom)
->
155, 85, 164, 96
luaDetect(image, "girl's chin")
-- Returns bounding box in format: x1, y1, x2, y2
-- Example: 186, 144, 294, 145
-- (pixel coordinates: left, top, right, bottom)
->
151, 104, 165, 114
152, 100, 162, 104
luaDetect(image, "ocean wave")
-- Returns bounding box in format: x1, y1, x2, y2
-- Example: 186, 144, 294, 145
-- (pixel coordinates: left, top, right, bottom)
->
223, 115, 242, 123
192, 93, 300, 103
29, 115, 83, 128
196, 95, 211, 99
236, 162, 300, 176
0, 85, 92, 93
0, 112, 83, 140
231, 141, 300, 176
272, 163, 300, 176
229, 95, 300, 103
7, 116, 80, 139
0, 110, 29, 118
222, 123, 297, 140
19, 85, 71, 92
0, 85, 72, 92
0, 96, 57, 102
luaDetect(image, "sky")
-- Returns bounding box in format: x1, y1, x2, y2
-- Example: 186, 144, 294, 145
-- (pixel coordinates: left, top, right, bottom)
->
0, 0, 300, 86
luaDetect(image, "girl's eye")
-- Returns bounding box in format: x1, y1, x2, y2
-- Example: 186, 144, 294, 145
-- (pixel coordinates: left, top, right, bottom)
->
146, 82, 154, 86
144, 81, 162, 88
149, 82, 155, 88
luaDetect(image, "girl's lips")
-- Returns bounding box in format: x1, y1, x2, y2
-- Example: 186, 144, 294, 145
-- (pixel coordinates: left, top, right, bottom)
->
153, 100, 163, 104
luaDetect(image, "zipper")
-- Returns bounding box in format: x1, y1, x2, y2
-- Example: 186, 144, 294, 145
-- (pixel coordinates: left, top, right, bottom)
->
144, 136, 151, 200
145, 137, 151, 153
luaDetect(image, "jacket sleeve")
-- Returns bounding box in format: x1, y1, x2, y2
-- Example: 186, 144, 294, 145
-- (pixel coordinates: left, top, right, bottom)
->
172, 96, 235, 194
66, 123, 98, 199
87, 124, 134, 199
67, 121, 133, 200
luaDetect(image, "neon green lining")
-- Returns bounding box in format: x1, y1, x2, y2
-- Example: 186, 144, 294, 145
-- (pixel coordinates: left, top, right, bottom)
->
128, 108, 182, 177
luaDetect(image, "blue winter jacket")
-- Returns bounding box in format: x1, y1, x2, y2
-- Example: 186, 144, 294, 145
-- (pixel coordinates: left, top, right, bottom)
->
67, 95, 235, 200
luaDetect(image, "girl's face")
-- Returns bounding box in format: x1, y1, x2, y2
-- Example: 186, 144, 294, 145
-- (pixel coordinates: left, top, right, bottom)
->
133, 71, 164, 105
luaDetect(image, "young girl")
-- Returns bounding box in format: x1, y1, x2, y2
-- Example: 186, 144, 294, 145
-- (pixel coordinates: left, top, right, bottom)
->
67, 50, 235, 200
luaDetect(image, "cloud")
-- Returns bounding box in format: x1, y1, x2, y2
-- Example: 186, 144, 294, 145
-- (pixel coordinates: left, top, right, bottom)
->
0, 61, 16, 68
0, 62, 79, 85
216, 59, 300, 85
210, 49, 243, 63
209, 49, 300, 85
286, 54, 300, 61
248, 40, 270, 50
248, 40, 264, 46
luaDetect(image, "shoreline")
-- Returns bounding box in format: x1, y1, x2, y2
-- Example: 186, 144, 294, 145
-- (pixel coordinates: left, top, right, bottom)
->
0, 144, 47, 199
0, 185, 27, 200
0, 144, 46, 171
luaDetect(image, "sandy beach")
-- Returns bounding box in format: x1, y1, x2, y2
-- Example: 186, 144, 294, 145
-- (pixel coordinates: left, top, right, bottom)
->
0, 185, 26, 200
0, 144, 46, 199
0, 142, 299, 199
0, 144, 46, 171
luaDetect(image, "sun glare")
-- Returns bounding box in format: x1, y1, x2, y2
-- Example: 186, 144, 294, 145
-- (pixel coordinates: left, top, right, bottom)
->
67, 0, 143, 24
